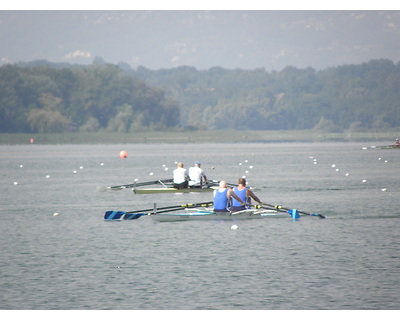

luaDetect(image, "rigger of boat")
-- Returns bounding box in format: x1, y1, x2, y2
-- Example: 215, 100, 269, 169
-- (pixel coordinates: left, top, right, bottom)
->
97, 179, 232, 194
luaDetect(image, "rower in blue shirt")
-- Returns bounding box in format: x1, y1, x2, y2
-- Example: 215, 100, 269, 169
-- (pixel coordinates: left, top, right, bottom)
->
230, 178, 263, 212
213, 180, 245, 212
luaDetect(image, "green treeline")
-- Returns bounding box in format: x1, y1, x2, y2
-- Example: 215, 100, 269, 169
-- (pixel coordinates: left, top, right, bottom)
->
1, 59, 399, 133
132, 59, 400, 132
0, 62, 180, 133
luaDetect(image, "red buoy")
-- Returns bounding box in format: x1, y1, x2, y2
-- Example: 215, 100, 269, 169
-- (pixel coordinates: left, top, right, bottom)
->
119, 150, 128, 158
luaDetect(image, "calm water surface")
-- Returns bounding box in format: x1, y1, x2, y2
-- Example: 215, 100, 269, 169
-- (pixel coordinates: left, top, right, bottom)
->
1, 142, 399, 310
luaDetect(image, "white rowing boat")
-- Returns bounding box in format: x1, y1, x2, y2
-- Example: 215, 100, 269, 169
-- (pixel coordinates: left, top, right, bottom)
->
150, 208, 288, 222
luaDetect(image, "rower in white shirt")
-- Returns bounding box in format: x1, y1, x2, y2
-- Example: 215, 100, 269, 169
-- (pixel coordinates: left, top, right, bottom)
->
188, 161, 207, 188
173, 163, 189, 189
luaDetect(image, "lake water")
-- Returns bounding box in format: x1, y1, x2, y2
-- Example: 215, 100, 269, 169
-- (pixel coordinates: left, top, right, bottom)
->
1, 141, 399, 310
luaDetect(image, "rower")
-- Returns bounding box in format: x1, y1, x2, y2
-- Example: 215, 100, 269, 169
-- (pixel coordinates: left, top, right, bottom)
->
173, 163, 189, 189
188, 161, 207, 188
213, 181, 245, 212
230, 178, 263, 212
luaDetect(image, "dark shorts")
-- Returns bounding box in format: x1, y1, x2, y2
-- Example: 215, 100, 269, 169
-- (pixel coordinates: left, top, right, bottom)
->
173, 181, 188, 189
230, 206, 246, 212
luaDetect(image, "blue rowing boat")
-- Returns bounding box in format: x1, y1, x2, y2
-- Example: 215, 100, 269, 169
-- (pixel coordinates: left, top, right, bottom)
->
150, 208, 288, 222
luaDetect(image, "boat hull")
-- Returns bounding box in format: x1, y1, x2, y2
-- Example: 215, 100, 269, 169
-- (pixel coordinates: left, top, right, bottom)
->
151, 209, 288, 222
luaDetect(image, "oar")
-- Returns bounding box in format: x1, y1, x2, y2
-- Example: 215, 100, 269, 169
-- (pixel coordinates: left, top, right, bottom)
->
97, 178, 173, 192
129, 201, 213, 214
259, 203, 326, 219
208, 179, 259, 189
150, 202, 214, 214
104, 201, 214, 220
208, 180, 236, 188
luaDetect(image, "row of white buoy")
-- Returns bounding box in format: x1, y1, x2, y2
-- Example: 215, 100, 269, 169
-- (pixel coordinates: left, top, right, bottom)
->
11, 162, 105, 217
376, 156, 389, 193
12, 163, 95, 186
239, 160, 254, 179
309, 155, 390, 192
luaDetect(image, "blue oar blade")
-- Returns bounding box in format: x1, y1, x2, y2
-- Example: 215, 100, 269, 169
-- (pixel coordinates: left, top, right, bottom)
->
104, 211, 125, 220
287, 209, 300, 219
123, 213, 144, 220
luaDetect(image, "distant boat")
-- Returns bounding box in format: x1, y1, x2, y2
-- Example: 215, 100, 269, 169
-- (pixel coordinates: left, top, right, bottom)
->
380, 139, 400, 149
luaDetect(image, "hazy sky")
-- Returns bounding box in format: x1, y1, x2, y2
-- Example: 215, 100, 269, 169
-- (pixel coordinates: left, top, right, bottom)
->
1, 6, 400, 71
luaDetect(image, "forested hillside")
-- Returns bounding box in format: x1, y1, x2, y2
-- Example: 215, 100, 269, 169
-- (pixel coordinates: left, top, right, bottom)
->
132, 59, 400, 131
0, 62, 180, 133
1, 59, 399, 133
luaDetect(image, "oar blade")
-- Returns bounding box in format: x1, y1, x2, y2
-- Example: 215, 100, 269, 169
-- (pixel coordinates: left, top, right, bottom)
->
123, 213, 144, 220
104, 211, 125, 220
110, 186, 125, 191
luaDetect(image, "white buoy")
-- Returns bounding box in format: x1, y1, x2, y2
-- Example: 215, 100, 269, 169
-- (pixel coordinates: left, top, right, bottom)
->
382, 188, 387, 192
336, 168, 340, 171
20, 164, 23, 168
46, 175, 50, 179
73, 170, 77, 174
165, 167, 168, 171
231, 225, 239, 230
100, 163, 104, 166
79, 166, 83, 170
149, 172, 154, 175
332, 164, 336, 168
13, 181, 18, 185
53, 212, 59, 216
362, 179, 367, 183
345, 173, 350, 176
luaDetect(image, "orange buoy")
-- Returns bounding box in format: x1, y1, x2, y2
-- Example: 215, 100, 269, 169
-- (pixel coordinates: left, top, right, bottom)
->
30, 138, 34, 143
119, 150, 128, 158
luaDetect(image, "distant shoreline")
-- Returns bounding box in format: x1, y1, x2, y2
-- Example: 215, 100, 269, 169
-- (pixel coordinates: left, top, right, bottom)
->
0, 130, 399, 145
